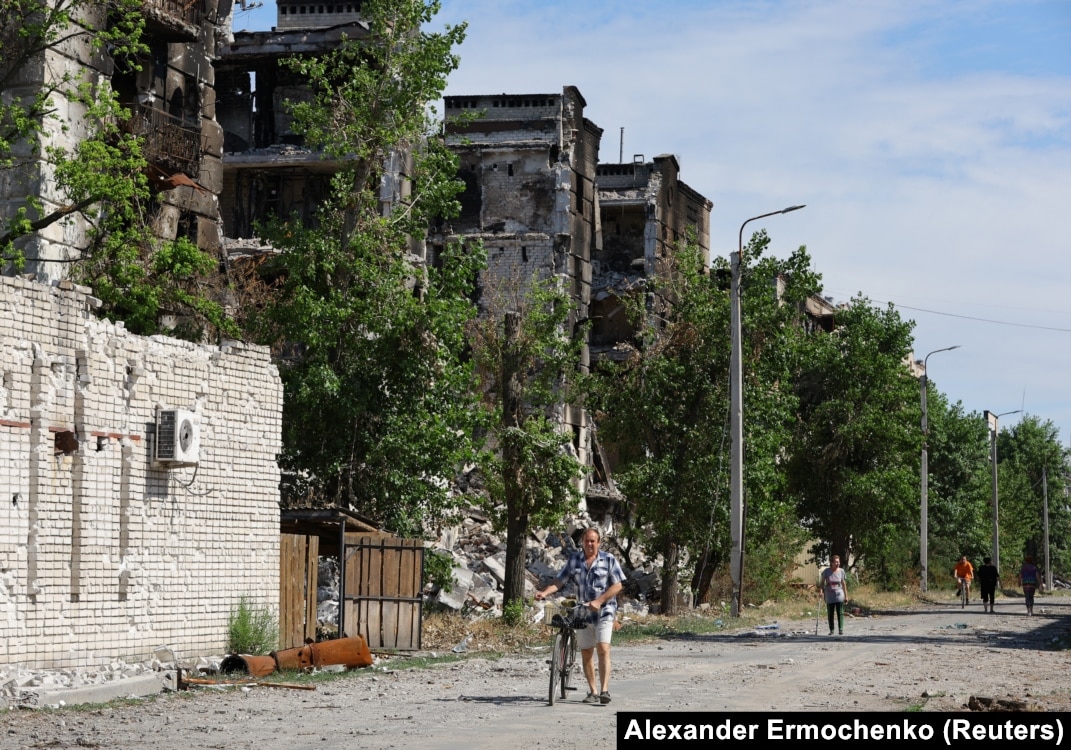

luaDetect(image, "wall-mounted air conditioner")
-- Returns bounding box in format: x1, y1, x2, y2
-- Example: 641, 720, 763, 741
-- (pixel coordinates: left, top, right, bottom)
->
154, 408, 200, 467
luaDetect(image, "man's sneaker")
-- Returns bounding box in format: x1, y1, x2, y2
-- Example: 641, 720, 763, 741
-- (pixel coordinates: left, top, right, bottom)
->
600, 691, 612, 705
582, 692, 601, 705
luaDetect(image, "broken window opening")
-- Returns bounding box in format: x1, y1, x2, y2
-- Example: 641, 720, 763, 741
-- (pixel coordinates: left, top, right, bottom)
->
54, 430, 78, 456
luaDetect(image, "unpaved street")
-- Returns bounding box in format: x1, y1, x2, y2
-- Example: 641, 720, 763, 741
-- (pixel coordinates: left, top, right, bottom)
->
3, 598, 1070, 750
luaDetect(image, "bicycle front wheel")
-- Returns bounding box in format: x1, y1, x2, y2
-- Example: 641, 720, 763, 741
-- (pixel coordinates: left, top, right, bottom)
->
549, 632, 564, 705
559, 629, 574, 699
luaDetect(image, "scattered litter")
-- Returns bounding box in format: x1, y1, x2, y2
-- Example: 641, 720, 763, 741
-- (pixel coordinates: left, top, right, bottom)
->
452, 635, 472, 654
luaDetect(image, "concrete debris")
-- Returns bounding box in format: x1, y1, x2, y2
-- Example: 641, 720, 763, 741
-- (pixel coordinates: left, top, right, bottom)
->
1, 651, 211, 709
419, 508, 661, 621
968, 695, 1046, 712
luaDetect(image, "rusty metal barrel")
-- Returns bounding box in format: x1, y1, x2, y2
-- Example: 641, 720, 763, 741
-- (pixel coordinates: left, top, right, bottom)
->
309, 636, 373, 669
270, 644, 313, 670
220, 653, 278, 677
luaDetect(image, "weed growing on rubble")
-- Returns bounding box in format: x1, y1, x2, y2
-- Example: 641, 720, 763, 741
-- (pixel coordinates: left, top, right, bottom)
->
227, 597, 279, 655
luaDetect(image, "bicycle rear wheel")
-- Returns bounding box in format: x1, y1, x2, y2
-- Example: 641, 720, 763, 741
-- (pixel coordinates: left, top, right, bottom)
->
549, 632, 564, 705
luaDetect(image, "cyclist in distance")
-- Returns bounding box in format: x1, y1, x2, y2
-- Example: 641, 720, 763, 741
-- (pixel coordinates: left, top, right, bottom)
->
953, 554, 975, 604
535, 527, 624, 705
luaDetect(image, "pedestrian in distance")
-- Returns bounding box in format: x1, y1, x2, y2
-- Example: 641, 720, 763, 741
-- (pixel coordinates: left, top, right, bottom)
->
1018, 555, 1039, 616
535, 527, 625, 706
976, 556, 1000, 613
820, 555, 848, 635
952, 554, 974, 603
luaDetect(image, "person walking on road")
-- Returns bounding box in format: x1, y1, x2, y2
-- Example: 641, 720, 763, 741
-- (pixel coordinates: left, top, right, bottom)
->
976, 556, 1000, 613
535, 527, 624, 706
1018, 555, 1039, 616
952, 555, 974, 603
820, 555, 848, 635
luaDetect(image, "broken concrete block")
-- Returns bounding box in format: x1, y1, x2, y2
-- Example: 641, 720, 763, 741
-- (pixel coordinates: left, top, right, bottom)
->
434, 566, 475, 610
480, 554, 506, 584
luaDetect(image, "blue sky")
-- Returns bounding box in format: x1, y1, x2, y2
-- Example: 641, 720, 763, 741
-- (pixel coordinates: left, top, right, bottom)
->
232, 1, 1071, 446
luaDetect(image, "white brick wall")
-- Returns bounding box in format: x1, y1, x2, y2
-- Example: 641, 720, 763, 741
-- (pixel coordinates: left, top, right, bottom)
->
0, 276, 282, 669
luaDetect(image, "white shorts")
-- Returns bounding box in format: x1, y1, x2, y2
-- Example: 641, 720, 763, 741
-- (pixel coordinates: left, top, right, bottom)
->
575, 614, 614, 650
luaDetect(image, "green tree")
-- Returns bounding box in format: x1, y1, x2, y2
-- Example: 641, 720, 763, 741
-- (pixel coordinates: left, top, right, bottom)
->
1, 0, 231, 339
247, 0, 481, 536
787, 297, 919, 587
469, 278, 587, 610
589, 234, 819, 613
921, 393, 991, 584
994, 415, 1070, 578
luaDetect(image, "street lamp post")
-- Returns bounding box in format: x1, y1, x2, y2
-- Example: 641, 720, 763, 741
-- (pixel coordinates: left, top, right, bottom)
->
919, 345, 960, 592
730, 203, 805, 618
983, 409, 1021, 570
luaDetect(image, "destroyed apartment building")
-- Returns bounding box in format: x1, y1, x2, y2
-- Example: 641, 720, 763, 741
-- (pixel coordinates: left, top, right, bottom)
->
215, 4, 414, 257
440, 89, 713, 515
0, 0, 231, 283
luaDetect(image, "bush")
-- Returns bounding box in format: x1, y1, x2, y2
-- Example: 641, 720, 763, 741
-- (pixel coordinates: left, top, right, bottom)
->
227, 597, 279, 655
501, 598, 526, 626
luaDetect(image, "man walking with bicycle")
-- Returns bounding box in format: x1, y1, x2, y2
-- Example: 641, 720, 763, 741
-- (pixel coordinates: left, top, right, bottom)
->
535, 527, 624, 705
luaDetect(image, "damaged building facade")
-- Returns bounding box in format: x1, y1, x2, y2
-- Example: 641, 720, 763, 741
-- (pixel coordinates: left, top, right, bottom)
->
0, 275, 282, 669
440, 88, 603, 479
441, 90, 713, 506
215, 4, 412, 255
0, 0, 232, 281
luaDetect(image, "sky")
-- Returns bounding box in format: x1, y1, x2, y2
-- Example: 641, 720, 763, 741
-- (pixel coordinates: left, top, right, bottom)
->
232, 0, 1071, 447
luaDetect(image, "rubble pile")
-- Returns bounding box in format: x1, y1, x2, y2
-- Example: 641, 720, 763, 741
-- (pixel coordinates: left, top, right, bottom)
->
0, 648, 223, 709
419, 509, 664, 620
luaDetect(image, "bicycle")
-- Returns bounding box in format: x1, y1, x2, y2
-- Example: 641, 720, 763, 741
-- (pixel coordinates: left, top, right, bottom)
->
956, 577, 970, 608
545, 601, 590, 705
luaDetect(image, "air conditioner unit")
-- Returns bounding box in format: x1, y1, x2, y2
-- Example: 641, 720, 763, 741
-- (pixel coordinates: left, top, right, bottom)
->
154, 408, 200, 467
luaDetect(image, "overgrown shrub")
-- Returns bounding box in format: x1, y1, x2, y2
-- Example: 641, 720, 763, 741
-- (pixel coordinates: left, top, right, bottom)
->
227, 597, 279, 655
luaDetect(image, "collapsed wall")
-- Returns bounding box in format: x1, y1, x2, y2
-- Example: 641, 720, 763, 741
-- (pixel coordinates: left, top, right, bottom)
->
0, 275, 282, 669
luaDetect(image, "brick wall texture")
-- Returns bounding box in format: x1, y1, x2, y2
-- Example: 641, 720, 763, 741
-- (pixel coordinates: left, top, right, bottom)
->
0, 276, 282, 669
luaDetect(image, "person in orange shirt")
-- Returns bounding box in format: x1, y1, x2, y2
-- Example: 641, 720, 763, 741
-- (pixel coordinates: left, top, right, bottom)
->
952, 555, 975, 603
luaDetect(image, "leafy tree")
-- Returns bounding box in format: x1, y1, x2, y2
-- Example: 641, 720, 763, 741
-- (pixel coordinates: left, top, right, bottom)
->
1, 0, 233, 339
469, 278, 587, 610
589, 234, 819, 613
994, 415, 1070, 578
787, 296, 919, 587
921, 393, 991, 583
247, 0, 482, 536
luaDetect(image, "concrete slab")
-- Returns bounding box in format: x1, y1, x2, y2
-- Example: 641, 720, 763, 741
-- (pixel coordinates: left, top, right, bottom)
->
19, 673, 164, 708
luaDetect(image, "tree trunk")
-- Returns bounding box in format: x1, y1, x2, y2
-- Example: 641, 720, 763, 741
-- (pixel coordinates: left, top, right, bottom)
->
690, 547, 718, 606
501, 312, 526, 608
660, 538, 680, 616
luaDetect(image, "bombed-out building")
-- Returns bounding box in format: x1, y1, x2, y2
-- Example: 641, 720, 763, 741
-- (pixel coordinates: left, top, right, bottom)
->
216, 3, 410, 252
441, 90, 714, 505
440, 87, 603, 477
593, 155, 712, 361
0, 0, 232, 281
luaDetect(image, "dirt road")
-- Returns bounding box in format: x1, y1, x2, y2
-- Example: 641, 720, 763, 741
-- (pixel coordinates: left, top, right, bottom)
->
3, 597, 1070, 750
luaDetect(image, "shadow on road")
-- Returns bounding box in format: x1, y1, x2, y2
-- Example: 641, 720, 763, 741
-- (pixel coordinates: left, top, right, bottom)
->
658, 596, 1071, 652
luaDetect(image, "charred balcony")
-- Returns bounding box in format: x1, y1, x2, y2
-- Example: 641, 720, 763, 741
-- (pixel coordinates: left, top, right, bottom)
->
126, 103, 203, 177
140, 0, 203, 42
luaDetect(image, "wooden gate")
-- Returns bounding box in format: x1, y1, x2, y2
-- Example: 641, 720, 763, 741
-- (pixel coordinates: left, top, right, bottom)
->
342, 535, 423, 651
279, 533, 319, 649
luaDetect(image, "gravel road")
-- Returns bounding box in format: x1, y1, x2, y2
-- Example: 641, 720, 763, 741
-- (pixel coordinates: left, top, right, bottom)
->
3, 596, 1070, 750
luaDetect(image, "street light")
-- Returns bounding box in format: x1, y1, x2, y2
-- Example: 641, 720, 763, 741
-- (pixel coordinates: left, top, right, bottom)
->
919, 345, 960, 592
730, 203, 805, 617
984, 408, 1021, 570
